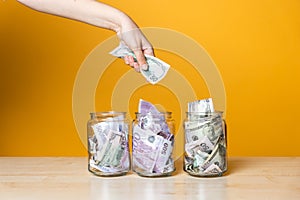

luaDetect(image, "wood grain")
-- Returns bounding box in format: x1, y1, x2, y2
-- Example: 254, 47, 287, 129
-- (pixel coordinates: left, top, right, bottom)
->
0, 157, 299, 200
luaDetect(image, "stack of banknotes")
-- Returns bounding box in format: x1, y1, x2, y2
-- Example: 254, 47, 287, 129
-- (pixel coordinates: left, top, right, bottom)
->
88, 115, 130, 174
110, 43, 170, 84
132, 99, 175, 175
184, 98, 227, 176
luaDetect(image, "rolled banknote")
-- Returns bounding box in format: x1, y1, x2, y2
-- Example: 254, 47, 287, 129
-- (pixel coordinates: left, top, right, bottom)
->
188, 98, 215, 114
110, 43, 170, 84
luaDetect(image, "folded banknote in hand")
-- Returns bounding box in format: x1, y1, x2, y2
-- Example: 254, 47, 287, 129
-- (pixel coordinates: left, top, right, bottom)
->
110, 43, 170, 85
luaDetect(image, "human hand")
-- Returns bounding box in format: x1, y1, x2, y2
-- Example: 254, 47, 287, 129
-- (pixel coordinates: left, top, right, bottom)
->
117, 20, 154, 72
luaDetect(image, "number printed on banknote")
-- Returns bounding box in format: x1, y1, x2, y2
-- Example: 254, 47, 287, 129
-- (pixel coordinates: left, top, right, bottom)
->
110, 43, 170, 84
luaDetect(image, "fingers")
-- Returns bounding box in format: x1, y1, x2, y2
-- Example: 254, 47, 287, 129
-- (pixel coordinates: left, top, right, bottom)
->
124, 55, 140, 72
122, 45, 154, 72
133, 63, 140, 72
118, 27, 154, 72
143, 47, 154, 57
124, 55, 130, 65
133, 49, 148, 70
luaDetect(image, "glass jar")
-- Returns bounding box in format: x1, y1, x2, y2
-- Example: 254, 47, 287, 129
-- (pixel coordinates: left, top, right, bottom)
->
87, 111, 130, 176
183, 111, 227, 177
132, 112, 176, 177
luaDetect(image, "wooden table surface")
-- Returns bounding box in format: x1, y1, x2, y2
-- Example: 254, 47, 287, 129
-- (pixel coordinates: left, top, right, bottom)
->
0, 157, 299, 200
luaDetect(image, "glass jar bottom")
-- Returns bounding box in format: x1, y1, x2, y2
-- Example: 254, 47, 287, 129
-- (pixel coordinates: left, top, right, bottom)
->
184, 168, 227, 177
133, 168, 176, 177
88, 166, 129, 177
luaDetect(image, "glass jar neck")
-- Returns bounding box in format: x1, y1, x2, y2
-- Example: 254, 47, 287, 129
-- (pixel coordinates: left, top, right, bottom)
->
186, 111, 223, 119
90, 111, 126, 120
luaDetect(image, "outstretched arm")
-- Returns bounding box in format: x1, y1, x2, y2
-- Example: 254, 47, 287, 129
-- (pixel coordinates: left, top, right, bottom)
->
17, 0, 153, 71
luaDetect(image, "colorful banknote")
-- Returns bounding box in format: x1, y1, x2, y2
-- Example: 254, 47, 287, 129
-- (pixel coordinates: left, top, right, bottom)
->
110, 42, 170, 84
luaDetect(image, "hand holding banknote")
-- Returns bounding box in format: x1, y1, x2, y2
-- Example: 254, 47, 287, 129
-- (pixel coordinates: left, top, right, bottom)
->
117, 29, 154, 71
110, 43, 170, 84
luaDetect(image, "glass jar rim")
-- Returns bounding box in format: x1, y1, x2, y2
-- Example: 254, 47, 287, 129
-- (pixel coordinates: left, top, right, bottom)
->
135, 111, 172, 115
186, 110, 223, 114
90, 111, 126, 117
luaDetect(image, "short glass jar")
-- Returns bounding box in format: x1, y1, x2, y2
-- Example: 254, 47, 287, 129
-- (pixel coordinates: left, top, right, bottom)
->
183, 111, 227, 177
87, 111, 130, 176
132, 112, 176, 177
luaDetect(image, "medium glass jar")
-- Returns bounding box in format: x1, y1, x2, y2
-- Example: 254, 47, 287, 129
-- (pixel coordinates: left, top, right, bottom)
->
132, 112, 176, 177
87, 111, 130, 176
183, 111, 227, 177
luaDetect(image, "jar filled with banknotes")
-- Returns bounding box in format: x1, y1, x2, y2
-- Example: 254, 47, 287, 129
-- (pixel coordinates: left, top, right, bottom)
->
87, 111, 130, 176
132, 112, 176, 177
183, 111, 227, 177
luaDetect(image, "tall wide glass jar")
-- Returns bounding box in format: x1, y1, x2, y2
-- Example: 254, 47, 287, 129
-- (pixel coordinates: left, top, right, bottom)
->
183, 111, 227, 177
132, 112, 176, 177
87, 111, 130, 176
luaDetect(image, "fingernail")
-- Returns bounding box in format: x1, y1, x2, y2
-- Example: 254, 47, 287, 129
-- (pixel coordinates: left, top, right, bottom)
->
124, 56, 129, 64
134, 63, 140, 72
141, 64, 148, 70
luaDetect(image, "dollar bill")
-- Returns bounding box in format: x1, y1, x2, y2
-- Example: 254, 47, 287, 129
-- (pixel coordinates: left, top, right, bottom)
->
184, 150, 209, 173
203, 163, 222, 174
185, 135, 213, 157
188, 98, 215, 115
193, 150, 209, 169
201, 121, 220, 145
201, 143, 226, 171
184, 120, 206, 143
185, 115, 224, 145
110, 43, 170, 84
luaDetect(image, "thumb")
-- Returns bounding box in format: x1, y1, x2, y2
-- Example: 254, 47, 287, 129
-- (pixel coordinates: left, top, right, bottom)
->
133, 50, 148, 70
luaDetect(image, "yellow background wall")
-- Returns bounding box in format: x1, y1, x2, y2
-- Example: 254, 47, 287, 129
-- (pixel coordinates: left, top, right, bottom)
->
1, 0, 299, 156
